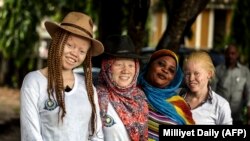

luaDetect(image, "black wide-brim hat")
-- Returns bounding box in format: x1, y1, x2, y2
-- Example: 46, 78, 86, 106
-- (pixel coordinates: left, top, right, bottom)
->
104, 35, 145, 59
44, 12, 104, 56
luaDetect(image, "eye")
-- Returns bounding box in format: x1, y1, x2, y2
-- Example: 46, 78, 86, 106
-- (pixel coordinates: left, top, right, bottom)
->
114, 62, 122, 67
194, 72, 200, 77
158, 61, 165, 67
184, 72, 191, 78
79, 50, 86, 55
66, 43, 73, 48
169, 67, 176, 74
128, 64, 135, 68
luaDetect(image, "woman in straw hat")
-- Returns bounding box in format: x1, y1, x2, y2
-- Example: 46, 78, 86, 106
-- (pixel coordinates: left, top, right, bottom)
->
96, 35, 148, 141
20, 12, 104, 141
137, 49, 195, 141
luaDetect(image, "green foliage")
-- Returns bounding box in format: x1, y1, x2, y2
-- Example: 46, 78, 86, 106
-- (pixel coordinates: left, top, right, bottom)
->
0, 0, 54, 66
0, 0, 92, 64
0, 0, 94, 87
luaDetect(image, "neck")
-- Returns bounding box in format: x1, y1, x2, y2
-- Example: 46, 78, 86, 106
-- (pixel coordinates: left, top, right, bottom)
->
188, 87, 208, 100
62, 70, 75, 89
185, 90, 208, 110
226, 62, 237, 69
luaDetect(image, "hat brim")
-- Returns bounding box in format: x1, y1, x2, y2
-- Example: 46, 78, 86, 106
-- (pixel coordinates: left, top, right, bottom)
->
45, 21, 104, 56
104, 52, 146, 59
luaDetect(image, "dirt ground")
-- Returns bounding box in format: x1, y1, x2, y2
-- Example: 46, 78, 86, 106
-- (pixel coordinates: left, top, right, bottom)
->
0, 87, 20, 141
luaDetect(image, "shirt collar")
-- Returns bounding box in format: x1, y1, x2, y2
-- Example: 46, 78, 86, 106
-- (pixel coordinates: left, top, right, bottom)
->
180, 85, 213, 104
207, 86, 213, 103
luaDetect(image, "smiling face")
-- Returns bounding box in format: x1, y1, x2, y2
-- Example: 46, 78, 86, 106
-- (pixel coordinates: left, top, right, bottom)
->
110, 58, 136, 87
184, 61, 211, 94
146, 56, 177, 88
183, 51, 214, 95
62, 34, 91, 70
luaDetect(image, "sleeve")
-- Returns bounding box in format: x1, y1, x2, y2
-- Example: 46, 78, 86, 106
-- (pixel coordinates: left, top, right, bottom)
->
89, 86, 104, 141
245, 68, 250, 107
218, 99, 233, 125
244, 68, 250, 124
20, 74, 43, 141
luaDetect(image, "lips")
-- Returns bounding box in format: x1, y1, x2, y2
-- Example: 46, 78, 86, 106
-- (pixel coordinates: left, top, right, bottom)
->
188, 82, 197, 88
157, 73, 167, 80
66, 56, 77, 64
119, 76, 130, 81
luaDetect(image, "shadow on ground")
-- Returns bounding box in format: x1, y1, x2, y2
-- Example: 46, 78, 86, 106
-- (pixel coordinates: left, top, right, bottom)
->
0, 118, 20, 141
0, 87, 20, 141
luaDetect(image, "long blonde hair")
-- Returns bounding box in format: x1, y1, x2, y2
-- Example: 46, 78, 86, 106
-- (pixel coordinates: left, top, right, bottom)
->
183, 51, 215, 80
47, 29, 97, 134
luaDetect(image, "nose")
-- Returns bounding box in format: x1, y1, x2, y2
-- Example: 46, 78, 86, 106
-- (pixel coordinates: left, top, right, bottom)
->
70, 47, 78, 56
121, 65, 129, 73
187, 74, 195, 81
161, 67, 168, 74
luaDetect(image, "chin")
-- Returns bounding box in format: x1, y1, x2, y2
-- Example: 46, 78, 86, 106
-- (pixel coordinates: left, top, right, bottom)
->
190, 88, 199, 93
117, 82, 130, 87
153, 83, 166, 88
187, 86, 195, 91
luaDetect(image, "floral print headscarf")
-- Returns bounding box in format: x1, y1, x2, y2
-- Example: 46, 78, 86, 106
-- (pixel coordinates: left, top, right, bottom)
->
97, 56, 148, 141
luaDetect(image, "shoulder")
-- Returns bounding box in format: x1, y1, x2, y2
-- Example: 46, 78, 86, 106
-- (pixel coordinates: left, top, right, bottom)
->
211, 91, 229, 106
238, 63, 250, 72
21, 70, 47, 98
74, 73, 86, 85
74, 72, 85, 80
167, 94, 187, 107
135, 87, 147, 100
176, 88, 187, 97
24, 70, 41, 79
22, 70, 44, 86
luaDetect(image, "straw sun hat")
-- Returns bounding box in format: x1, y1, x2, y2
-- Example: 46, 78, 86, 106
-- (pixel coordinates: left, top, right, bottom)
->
44, 11, 104, 56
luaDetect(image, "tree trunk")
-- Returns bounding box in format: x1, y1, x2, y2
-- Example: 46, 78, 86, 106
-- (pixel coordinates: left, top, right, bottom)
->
156, 0, 210, 52
93, 0, 124, 67
98, 0, 124, 42
127, 0, 151, 54
0, 58, 8, 86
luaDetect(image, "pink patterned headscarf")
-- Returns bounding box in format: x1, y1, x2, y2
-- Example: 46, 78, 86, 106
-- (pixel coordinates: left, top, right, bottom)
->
97, 56, 148, 141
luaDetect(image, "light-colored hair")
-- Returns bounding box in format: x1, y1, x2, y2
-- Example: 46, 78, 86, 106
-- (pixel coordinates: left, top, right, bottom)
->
47, 29, 96, 134
183, 51, 215, 79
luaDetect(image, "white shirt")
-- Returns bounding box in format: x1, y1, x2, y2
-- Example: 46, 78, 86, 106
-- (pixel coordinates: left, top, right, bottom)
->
191, 91, 233, 125
102, 103, 130, 141
20, 70, 103, 141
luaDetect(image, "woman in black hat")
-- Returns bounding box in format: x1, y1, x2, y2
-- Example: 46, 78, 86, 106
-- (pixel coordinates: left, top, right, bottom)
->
20, 12, 104, 141
97, 35, 148, 141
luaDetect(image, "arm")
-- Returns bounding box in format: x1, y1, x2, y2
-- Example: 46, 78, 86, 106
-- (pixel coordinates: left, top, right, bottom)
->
20, 75, 43, 141
244, 69, 250, 125
89, 87, 104, 141
247, 107, 250, 125
218, 100, 233, 125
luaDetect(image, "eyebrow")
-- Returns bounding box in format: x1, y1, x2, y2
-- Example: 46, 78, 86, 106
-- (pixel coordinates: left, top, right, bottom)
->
160, 59, 176, 68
